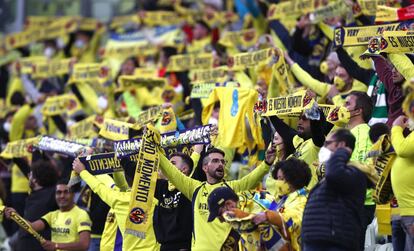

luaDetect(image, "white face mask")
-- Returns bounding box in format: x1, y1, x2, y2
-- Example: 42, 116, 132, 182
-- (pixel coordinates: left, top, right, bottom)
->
208, 117, 218, 125
74, 39, 86, 49
3, 122, 11, 132
408, 118, 414, 131
44, 47, 56, 58
66, 119, 76, 128
97, 96, 108, 110
318, 146, 333, 163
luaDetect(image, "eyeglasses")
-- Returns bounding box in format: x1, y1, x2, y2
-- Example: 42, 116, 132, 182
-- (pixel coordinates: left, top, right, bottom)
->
210, 158, 228, 165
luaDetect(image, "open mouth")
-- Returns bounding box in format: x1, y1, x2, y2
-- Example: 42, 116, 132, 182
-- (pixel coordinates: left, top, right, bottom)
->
216, 168, 224, 175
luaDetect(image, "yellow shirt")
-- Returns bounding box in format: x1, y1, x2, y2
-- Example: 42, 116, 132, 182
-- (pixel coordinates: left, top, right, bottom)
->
100, 209, 120, 251
80, 171, 160, 251
41, 205, 91, 245
159, 154, 270, 251
391, 127, 414, 216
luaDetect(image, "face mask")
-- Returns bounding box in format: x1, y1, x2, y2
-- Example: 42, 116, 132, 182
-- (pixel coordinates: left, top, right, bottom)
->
66, 119, 76, 128
97, 96, 108, 110
208, 117, 218, 125
274, 180, 290, 196
327, 106, 350, 126
408, 118, 414, 131
44, 47, 56, 58
320, 61, 329, 75
318, 146, 333, 163
3, 122, 11, 132
74, 39, 86, 49
333, 76, 347, 90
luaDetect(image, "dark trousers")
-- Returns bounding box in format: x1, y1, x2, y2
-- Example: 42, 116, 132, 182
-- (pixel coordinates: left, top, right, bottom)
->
303, 242, 349, 251
392, 219, 406, 251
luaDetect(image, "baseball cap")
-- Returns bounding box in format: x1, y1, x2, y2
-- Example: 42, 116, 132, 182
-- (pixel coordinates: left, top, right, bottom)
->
207, 186, 238, 222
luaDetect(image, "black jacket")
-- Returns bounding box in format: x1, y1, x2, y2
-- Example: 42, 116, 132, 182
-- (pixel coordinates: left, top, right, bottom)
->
301, 149, 367, 250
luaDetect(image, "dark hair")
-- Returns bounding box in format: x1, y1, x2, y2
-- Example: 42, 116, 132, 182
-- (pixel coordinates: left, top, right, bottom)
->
170, 152, 194, 173
349, 91, 373, 123
31, 160, 58, 187
369, 123, 390, 143
10, 91, 25, 106
56, 180, 75, 193
162, 46, 178, 59
332, 128, 356, 150
195, 20, 211, 33
271, 158, 311, 190
202, 148, 225, 165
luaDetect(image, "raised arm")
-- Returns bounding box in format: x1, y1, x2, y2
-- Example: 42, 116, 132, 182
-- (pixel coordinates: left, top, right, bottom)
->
158, 153, 202, 200
336, 47, 374, 85
391, 116, 414, 158
229, 144, 275, 192
325, 148, 365, 193
72, 159, 125, 208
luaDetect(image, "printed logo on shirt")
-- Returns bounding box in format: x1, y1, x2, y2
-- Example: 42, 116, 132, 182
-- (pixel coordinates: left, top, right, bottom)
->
160, 192, 182, 209
161, 111, 172, 126
65, 218, 71, 225
129, 207, 146, 224
52, 227, 70, 234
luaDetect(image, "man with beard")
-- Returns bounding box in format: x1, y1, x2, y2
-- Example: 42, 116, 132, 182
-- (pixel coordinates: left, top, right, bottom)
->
5, 182, 91, 251
157, 146, 277, 250
268, 106, 327, 188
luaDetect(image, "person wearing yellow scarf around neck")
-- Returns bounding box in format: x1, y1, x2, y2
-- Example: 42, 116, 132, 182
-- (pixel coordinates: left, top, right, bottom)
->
284, 51, 367, 106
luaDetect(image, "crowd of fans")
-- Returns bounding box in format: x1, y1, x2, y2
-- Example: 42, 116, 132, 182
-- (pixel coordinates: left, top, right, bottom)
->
0, 0, 413, 250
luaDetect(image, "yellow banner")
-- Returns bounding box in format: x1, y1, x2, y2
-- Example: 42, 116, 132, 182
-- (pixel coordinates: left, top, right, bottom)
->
110, 15, 141, 29
333, 22, 405, 47
104, 42, 157, 59
69, 63, 111, 84
125, 124, 160, 239
267, 0, 315, 20
167, 53, 214, 72
99, 119, 141, 141
31, 58, 73, 79
117, 76, 166, 93
18, 56, 47, 74
69, 116, 98, 138
375, 5, 398, 22
358, 0, 398, 16
228, 48, 276, 71
25, 16, 54, 29
379, 30, 414, 53
135, 106, 163, 128
191, 82, 239, 99
219, 29, 258, 48
41, 94, 81, 117
264, 90, 314, 116
0, 137, 39, 159
190, 66, 229, 84
141, 11, 184, 26
133, 68, 158, 78
0, 206, 46, 244
309, 1, 350, 24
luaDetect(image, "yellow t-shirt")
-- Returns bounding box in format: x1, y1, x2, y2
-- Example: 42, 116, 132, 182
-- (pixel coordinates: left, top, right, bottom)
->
41, 205, 91, 244
80, 171, 160, 251
100, 209, 120, 251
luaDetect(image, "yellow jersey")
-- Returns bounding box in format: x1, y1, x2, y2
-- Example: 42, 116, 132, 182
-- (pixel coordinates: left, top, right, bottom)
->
41, 205, 91, 245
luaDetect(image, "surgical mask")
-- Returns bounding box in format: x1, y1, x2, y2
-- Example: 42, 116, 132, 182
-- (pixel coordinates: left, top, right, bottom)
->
333, 76, 347, 90
44, 47, 56, 58
97, 96, 108, 110
74, 39, 86, 49
66, 119, 76, 128
274, 180, 290, 196
318, 146, 333, 163
3, 122, 11, 132
408, 118, 414, 131
208, 117, 218, 125
320, 61, 329, 75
